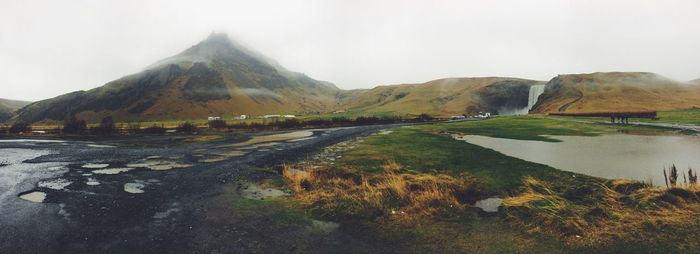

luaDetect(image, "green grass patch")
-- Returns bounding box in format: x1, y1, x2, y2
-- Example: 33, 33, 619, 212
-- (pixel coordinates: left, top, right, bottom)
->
547, 108, 700, 126
339, 126, 596, 192
425, 116, 621, 142
224, 185, 312, 227
630, 108, 700, 125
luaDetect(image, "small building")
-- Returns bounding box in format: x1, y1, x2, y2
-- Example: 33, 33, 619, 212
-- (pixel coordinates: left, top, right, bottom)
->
233, 115, 247, 120
207, 116, 222, 121
282, 115, 296, 118
475, 112, 491, 118
263, 114, 281, 119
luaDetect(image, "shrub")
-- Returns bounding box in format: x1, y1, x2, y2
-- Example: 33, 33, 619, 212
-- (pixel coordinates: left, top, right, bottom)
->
9, 122, 31, 134
176, 122, 198, 133
142, 124, 166, 134
208, 119, 227, 129
417, 113, 434, 122
126, 122, 141, 134
91, 116, 117, 135
63, 117, 87, 134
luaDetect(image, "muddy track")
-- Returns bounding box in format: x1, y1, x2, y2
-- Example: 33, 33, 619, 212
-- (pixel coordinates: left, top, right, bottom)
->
0, 124, 408, 254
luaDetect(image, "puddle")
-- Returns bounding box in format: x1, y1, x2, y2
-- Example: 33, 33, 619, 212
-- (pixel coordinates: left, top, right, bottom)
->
82, 163, 109, 169
199, 157, 227, 163
86, 144, 115, 148
127, 159, 191, 171
37, 178, 72, 190
153, 208, 181, 219
124, 183, 145, 194
453, 134, 700, 185
0, 139, 65, 143
241, 182, 288, 200
19, 191, 46, 203
228, 130, 314, 148
474, 197, 503, 213
377, 130, 393, 135
242, 142, 281, 150
86, 178, 100, 186
289, 137, 316, 142
311, 219, 340, 233
58, 203, 70, 218
217, 150, 246, 157
92, 167, 134, 175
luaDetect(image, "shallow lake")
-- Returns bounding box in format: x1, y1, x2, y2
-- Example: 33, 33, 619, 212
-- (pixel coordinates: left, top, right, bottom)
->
454, 134, 700, 186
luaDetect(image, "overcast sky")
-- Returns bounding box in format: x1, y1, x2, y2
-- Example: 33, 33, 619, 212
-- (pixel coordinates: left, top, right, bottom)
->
1, 0, 699, 101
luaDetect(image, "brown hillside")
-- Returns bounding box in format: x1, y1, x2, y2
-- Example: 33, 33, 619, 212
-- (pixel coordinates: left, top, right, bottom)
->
0, 98, 31, 122
13, 33, 341, 123
530, 72, 700, 114
340, 77, 544, 116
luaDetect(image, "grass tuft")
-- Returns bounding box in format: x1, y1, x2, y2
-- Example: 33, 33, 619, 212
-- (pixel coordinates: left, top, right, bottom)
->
282, 162, 482, 221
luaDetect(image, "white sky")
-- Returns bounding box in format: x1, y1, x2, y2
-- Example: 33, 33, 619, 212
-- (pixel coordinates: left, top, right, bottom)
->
1, 0, 699, 101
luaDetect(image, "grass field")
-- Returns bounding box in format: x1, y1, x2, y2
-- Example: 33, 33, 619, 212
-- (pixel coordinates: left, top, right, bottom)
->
547, 108, 700, 126
274, 116, 700, 253
337, 126, 589, 192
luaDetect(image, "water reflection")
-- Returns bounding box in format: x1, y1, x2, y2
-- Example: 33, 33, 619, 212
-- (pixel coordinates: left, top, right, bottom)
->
454, 134, 700, 185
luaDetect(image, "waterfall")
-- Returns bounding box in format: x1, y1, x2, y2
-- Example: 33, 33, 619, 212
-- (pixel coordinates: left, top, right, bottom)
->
527, 85, 546, 111
497, 84, 547, 116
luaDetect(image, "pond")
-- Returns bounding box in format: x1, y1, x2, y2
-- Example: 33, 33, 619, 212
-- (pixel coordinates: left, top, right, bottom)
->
454, 134, 700, 186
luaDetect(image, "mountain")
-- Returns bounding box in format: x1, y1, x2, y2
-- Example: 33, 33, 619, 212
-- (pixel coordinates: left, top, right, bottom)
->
530, 72, 700, 114
690, 79, 700, 85
14, 33, 341, 123
12, 34, 700, 123
341, 77, 544, 116
0, 98, 31, 122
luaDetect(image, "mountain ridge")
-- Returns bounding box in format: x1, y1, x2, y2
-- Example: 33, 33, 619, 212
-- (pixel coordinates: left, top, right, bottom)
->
0, 98, 31, 122
13, 33, 341, 123
10, 34, 700, 124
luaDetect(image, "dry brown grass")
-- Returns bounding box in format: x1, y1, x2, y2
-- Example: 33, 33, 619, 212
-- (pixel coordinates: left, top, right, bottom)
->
504, 177, 700, 247
282, 162, 482, 221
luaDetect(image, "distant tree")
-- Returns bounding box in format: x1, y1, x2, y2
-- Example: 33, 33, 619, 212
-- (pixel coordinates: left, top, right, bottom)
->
176, 122, 198, 134
9, 122, 31, 134
208, 119, 227, 129
100, 116, 115, 132
142, 124, 166, 134
127, 122, 141, 134
62, 117, 87, 134
91, 116, 116, 135
417, 113, 434, 122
